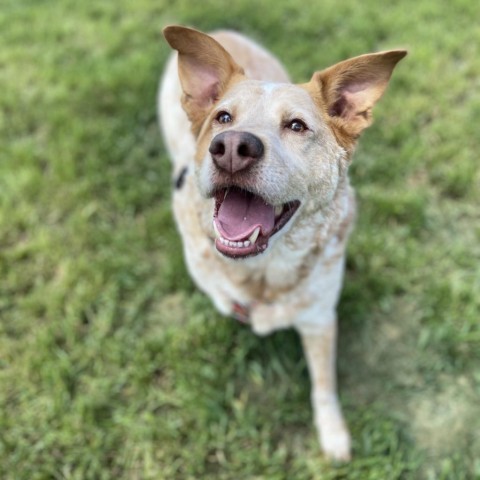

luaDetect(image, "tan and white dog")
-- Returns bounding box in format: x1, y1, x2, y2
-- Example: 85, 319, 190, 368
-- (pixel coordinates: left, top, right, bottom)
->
159, 25, 406, 461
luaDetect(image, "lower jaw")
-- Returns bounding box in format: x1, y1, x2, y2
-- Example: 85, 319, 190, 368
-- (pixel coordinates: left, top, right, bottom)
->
214, 238, 268, 259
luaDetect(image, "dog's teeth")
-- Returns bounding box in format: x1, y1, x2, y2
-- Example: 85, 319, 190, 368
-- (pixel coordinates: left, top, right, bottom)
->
274, 205, 283, 217
217, 236, 252, 249
213, 220, 221, 239
249, 227, 260, 245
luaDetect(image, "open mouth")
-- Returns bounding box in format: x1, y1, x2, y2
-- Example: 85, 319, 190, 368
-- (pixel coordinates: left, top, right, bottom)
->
212, 187, 300, 259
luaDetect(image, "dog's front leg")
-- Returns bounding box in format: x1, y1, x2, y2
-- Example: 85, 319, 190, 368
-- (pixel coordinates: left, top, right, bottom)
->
299, 321, 351, 462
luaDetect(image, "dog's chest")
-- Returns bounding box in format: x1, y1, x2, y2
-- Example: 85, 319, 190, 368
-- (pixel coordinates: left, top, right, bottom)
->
220, 237, 315, 304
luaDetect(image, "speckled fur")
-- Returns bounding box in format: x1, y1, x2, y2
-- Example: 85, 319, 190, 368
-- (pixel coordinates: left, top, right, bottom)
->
159, 26, 405, 461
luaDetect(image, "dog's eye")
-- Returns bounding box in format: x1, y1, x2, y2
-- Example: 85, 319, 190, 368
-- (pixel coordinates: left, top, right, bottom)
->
287, 119, 308, 133
216, 111, 233, 124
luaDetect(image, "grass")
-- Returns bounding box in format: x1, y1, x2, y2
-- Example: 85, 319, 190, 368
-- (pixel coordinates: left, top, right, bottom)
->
1, 0, 479, 478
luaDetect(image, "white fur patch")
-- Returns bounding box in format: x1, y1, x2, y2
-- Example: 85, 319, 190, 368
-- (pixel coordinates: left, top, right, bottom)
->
261, 81, 282, 95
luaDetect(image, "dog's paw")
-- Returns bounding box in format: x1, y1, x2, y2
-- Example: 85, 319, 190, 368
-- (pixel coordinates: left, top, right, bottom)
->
251, 320, 276, 336
313, 396, 351, 462
231, 302, 250, 323
250, 302, 291, 336
320, 425, 351, 462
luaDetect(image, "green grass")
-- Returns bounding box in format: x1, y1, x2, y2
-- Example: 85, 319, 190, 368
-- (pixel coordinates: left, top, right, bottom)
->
1, 0, 479, 478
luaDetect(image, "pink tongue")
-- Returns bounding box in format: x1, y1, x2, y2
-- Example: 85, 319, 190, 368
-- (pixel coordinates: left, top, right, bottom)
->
217, 189, 275, 241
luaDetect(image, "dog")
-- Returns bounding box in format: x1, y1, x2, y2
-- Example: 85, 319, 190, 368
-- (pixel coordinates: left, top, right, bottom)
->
159, 25, 406, 461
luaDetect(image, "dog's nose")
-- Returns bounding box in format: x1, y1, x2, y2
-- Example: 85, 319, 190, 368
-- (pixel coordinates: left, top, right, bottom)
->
209, 131, 264, 174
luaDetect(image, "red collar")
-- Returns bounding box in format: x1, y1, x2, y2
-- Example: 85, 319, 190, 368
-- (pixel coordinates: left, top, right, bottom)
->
232, 302, 250, 323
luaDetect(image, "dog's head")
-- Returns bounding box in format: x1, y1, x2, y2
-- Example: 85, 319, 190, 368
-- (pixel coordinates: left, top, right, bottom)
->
164, 26, 406, 259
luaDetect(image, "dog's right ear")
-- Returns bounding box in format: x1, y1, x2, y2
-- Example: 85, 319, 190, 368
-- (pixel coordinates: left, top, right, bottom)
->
163, 25, 244, 134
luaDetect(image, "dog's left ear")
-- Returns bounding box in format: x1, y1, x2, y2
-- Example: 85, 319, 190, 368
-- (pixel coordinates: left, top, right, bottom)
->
163, 25, 244, 134
308, 50, 407, 143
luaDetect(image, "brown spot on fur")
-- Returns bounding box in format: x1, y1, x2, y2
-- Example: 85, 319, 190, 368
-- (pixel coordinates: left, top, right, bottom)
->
227, 266, 296, 305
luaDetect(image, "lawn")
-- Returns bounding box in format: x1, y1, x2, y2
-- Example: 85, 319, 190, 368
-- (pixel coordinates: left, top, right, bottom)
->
1, 0, 479, 479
